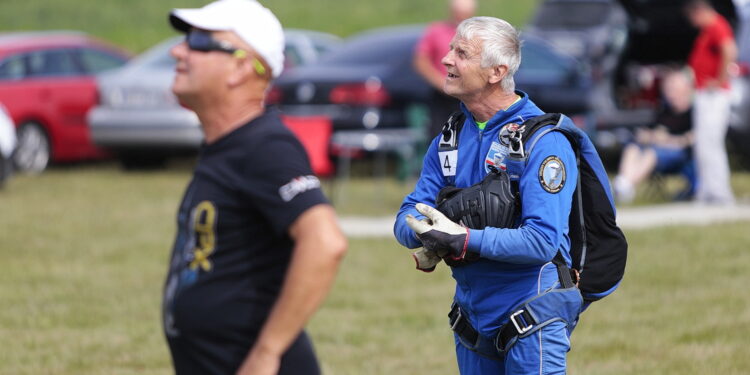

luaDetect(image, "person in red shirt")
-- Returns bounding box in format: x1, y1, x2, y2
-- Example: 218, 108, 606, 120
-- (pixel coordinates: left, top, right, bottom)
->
685, 0, 737, 204
413, 0, 476, 138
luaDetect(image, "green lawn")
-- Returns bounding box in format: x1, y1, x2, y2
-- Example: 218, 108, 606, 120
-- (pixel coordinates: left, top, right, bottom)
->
0, 0, 540, 53
1, 164, 749, 374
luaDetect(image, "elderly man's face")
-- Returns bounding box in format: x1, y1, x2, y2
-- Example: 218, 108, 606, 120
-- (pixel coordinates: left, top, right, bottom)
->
441, 36, 492, 100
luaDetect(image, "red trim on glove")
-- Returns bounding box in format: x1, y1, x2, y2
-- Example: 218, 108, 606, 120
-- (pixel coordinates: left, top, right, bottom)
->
412, 252, 436, 273
449, 228, 470, 261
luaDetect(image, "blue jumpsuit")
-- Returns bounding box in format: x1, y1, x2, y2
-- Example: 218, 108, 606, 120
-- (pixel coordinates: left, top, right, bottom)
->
394, 92, 578, 374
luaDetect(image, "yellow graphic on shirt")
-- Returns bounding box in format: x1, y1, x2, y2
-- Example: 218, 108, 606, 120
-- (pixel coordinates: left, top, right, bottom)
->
189, 201, 216, 272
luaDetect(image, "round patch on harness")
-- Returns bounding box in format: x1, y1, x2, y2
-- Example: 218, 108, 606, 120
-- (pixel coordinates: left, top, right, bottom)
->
538, 156, 566, 193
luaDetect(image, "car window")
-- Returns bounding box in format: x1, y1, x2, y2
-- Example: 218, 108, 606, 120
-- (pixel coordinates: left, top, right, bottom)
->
284, 45, 304, 68
144, 49, 177, 68
534, 2, 611, 29
521, 42, 565, 71
27, 49, 81, 77
0, 54, 26, 80
319, 32, 416, 65
128, 37, 180, 69
78, 48, 126, 73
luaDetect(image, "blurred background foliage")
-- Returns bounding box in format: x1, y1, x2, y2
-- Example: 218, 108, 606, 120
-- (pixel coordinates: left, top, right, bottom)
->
0, 0, 541, 53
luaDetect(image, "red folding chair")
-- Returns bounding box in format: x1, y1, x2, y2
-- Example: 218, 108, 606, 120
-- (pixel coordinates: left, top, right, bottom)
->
281, 115, 334, 177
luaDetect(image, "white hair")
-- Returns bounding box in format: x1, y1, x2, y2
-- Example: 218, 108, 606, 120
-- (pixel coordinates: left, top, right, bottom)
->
455, 16, 521, 92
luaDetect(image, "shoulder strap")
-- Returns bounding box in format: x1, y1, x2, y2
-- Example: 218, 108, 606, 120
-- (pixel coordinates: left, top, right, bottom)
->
438, 111, 465, 152
512, 113, 565, 159
437, 111, 465, 184
518, 113, 587, 271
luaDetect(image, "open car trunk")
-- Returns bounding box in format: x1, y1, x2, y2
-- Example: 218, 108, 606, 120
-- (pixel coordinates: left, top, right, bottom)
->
611, 0, 738, 115
526, 0, 739, 131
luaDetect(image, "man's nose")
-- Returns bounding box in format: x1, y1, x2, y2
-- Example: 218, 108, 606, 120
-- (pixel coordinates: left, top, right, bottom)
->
170, 41, 187, 60
441, 51, 454, 68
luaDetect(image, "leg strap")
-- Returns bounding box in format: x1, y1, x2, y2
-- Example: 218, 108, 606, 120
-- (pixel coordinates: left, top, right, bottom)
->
448, 302, 504, 361
496, 286, 583, 355
449, 285, 583, 359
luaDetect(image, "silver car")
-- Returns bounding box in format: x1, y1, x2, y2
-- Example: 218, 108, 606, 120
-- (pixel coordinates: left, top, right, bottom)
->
88, 30, 340, 168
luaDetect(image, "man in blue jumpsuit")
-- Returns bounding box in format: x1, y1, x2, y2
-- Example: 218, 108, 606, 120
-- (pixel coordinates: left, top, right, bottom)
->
394, 17, 578, 374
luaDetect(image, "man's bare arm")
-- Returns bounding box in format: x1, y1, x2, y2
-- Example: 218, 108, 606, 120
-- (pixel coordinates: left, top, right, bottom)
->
717, 39, 738, 86
236, 204, 348, 375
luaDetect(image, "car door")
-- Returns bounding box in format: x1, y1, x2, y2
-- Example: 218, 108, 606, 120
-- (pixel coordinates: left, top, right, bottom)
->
24, 48, 99, 160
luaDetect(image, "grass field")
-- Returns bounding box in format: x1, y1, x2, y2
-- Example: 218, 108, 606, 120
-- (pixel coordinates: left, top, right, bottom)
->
0, 0, 540, 53
1, 164, 749, 374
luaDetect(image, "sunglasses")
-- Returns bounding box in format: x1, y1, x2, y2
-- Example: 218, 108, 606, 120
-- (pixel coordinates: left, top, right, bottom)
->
185, 30, 267, 76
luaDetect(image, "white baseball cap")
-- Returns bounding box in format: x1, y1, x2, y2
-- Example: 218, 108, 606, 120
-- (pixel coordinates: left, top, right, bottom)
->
169, 0, 285, 78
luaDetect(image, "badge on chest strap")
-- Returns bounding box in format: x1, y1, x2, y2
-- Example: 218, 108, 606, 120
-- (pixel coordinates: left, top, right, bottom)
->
484, 141, 509, 173
538, 156, 566, 193
484, 123, 518, 173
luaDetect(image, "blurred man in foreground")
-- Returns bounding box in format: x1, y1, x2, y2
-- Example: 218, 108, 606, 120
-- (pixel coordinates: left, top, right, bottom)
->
161, 1, 347, 374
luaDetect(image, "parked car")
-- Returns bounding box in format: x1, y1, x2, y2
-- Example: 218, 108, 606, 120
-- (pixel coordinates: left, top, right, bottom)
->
0, 31, 130, 173
271, 25, 591, 134
0, 103, 15, 187
524, 0, 748, 167
88, 29, 341, 168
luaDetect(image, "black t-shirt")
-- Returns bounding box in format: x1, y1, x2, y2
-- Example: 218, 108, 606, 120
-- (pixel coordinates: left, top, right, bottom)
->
162, 110, 328, 374
649, 104, 692, 136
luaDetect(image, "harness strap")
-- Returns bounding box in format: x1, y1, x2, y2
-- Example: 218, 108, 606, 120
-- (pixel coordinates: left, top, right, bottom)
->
448, 302, 504, 361
449, 263, 583, 359
438, 111, 465, 151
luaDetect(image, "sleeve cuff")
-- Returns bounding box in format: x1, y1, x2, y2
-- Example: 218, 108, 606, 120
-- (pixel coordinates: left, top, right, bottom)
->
467, 229, 484, 253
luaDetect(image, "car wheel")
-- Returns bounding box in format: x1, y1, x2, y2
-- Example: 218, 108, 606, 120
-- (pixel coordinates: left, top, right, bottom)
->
0, 155, 10, 188
13, 122, 50, 174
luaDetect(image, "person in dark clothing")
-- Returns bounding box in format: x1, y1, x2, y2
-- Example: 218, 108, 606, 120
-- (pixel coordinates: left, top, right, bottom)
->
613, 68, 695, 203
161, 1, 347, 374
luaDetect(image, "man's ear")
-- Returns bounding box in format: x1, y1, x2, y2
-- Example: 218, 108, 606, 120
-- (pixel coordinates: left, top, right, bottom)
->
227, 57, 254, 87
488, 65, 508, 85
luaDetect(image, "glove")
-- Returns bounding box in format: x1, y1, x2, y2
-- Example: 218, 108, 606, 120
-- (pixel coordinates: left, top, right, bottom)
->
411, 248, 442, 272
406, 215, 445, 272
406, 203, 470, 261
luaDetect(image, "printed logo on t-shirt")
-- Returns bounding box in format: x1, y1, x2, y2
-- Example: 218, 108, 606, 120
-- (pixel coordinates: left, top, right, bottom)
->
279, 175, 321, 202
163, 199, 218, 338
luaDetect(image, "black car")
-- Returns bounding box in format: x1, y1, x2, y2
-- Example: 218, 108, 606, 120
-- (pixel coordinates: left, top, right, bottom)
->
525, 0, 748, 166
271, 25, 592, 135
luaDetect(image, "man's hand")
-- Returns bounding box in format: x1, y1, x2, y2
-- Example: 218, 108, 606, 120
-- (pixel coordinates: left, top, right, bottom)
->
412, 248, 443, 272
406, 203, 469, 260
235, 345, 280, 375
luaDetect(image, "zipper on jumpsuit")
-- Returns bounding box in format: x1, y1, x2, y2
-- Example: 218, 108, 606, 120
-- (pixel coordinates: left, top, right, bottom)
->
463, 126, 485, 319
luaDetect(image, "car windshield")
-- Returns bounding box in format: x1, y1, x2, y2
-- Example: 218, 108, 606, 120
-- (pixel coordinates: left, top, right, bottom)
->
520, 40, 567, 72
129, 36, 181, 69
318, 28, 420, 65
534, 2, 611, 29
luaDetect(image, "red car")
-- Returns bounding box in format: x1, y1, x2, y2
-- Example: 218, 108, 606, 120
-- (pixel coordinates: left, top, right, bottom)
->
0, 31, 130, 173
